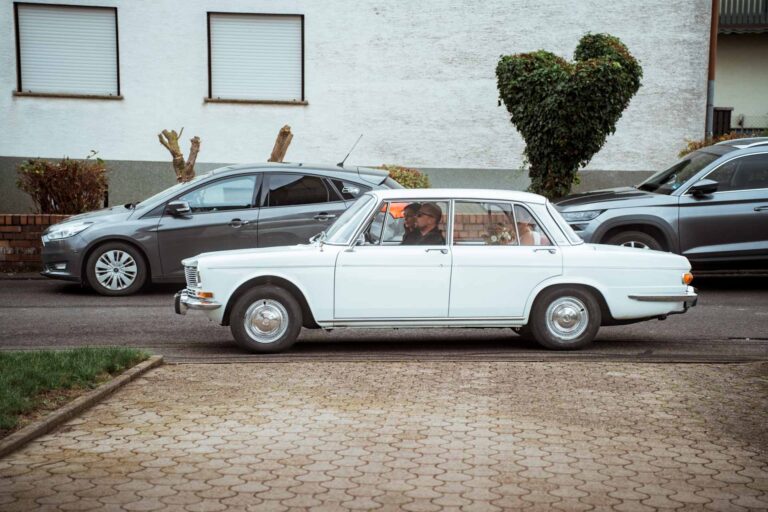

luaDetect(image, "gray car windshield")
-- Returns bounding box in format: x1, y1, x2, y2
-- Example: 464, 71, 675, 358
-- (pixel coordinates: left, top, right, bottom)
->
324, 195, 375, 245
136, 172, 211, 208
637, 151, 720, 194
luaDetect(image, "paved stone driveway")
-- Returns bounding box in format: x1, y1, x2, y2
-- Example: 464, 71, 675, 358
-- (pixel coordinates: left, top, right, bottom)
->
1, 362, 767, 511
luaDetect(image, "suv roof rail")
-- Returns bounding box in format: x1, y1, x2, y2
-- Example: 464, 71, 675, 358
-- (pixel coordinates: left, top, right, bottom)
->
715, 136, 768, 147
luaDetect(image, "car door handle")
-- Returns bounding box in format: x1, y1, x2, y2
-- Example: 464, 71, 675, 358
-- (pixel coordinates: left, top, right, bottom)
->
425, 248, 449, 254
534, 248, 557, 254
755, 206, 768, 212
229, 218, 250, 228
313, 213, 336, 221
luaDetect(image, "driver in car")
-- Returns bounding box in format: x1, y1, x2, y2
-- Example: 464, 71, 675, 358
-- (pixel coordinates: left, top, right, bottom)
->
402, 202, 445, 245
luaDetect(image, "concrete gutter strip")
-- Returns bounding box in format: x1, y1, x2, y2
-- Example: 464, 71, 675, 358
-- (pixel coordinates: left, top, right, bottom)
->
0, 354, 163, 459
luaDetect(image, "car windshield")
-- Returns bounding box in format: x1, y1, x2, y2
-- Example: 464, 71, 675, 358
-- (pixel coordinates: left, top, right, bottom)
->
135, 172, 211, 208
324, 194, 376, 245
636, 151, 720, 195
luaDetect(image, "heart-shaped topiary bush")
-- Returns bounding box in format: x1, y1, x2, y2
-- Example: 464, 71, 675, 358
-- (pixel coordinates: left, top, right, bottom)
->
496, 33, 643, 199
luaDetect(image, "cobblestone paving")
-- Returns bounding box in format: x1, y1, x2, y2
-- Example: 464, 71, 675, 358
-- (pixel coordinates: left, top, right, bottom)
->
1, 362, 767, 511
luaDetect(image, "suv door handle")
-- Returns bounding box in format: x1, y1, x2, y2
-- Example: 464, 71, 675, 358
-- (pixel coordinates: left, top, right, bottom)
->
229, 218, 250, 228
425, 248, 449, 254
755, 206, 768, 212
313, 213, 336, 221
534, 248, 557, 254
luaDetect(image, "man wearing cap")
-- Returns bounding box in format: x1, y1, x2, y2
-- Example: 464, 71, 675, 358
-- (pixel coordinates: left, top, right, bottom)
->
402, 202, 445, 245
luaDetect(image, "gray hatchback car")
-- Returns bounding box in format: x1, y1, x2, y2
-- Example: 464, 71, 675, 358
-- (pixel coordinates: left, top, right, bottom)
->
555, 138, 768, 273
41, 163, 400, 295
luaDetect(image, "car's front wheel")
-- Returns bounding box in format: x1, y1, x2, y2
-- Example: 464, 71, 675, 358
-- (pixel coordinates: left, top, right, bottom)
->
85, 242, 147, 296
529, 287, 601, 350
230, 285, 302, 354
605, 230, 663, 250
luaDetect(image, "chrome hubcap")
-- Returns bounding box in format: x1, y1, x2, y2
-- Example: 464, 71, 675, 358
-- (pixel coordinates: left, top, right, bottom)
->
95, 250, 137, 290
545, 297, 588, 341
244, 299, 289, 344
620, 241, 650, 250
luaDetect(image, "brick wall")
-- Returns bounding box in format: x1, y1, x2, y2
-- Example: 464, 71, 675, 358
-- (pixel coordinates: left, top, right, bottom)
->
0, 215, 70, 272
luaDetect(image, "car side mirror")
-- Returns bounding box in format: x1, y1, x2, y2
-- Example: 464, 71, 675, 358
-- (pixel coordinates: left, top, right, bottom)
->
166, 200, 191, 216
689, 179, 718, 197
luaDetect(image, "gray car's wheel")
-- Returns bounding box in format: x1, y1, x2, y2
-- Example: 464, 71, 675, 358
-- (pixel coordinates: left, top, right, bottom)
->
85, 242, 147, 296
230, 285, 302, 354
529, 287, 601, 350
605, 230, 663, 251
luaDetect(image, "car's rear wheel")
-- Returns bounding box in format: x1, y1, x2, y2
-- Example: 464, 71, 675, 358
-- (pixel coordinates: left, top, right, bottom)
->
529, 287, 601, 350
605, 230, 663, 251
85, 242, 147, 296
230, 285, 302, 354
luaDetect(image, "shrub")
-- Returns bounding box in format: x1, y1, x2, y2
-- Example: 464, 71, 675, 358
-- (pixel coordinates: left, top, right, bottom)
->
16, 152, 108, 214
382, 165, 430, 188
496, 33, 643, 200
678, 132, 752, 157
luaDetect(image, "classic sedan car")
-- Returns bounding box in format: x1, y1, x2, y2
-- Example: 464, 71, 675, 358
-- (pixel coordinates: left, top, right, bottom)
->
174, 189, 697, 352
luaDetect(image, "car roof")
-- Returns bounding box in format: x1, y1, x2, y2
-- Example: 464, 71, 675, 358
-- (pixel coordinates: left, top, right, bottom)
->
210, 162, 389, 182
368, 188, 548, 204
715, 137, 768, 150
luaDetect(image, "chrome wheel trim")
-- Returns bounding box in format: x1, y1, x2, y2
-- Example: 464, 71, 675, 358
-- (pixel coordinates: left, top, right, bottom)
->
545, 296, 589, 341
620, 240, 650, 250
244, 299, 289, 344
95, 250, 137, 290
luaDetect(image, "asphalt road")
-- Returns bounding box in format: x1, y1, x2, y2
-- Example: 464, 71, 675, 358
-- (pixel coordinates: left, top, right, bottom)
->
0, 277, 766, 363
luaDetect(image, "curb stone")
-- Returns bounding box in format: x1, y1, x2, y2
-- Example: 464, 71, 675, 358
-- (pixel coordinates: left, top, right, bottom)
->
0, 354, 163, 459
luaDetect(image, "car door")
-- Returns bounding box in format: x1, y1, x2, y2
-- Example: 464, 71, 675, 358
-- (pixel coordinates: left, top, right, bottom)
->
449, 201, 562, 318
334, 200, 451, 319
678, 152, 768, 266
156, 174, 260, 279
257, 173, 348, 247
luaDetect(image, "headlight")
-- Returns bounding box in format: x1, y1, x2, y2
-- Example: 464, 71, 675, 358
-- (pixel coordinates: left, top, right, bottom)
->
42, 222, 92, 242
561, 210, 603, 222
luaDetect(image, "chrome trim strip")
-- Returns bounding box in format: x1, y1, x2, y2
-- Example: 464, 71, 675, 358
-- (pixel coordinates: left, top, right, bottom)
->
628, 294, 698, 304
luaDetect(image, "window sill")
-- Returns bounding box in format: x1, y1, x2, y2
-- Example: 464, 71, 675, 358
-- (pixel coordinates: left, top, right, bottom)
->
13, 91, 123, 100
204, 97, 308, 106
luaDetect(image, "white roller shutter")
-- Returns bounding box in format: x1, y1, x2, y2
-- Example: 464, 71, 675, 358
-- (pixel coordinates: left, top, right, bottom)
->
209, 14, 303, 102
16, 4, 119, 96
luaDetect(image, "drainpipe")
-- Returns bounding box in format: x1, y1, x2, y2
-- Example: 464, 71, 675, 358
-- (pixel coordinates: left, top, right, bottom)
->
705, 0, 720, 138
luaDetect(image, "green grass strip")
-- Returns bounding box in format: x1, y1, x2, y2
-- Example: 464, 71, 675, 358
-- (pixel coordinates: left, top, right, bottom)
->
0, 347, 149, 431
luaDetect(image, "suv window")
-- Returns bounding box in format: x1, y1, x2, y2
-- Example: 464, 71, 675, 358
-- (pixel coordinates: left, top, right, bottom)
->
265, 174, 331, 207
453, 201, 518, 245
705, 154, 768, 192
331, 179, 370, 200
177, 175, 256, 213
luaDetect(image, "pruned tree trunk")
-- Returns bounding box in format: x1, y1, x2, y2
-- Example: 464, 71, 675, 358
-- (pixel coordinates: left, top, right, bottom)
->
158, 128, 201, 183
268, 125, 293, 162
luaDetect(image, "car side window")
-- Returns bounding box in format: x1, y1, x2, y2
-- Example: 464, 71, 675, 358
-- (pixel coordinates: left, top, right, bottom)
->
453, 201, 518, 245
176, 176, 256, 213
264, 174, 331, 207
361, 201, 448, 246
331, 179, 370, 200
514, 205, 552, 246
706, 154, 768, 192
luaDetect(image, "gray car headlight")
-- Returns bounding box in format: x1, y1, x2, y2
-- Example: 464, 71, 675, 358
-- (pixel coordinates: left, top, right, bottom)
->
561, 210, 603, 222
42, 222, 92, 243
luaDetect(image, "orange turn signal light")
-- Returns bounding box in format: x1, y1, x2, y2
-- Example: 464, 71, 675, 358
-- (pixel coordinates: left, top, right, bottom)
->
682, 273, 694, 285
196, 291, 214, 299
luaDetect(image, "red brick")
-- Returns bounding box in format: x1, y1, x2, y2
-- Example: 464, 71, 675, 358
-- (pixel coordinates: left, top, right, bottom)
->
0, 226, 22, 233
10, 240, 35, 248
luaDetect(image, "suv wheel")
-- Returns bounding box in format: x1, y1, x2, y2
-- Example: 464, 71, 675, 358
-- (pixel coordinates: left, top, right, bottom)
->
605, 230, 663, 250
529, 287, 601, 350
230, 285, 302, 354
85, 242, 147, 296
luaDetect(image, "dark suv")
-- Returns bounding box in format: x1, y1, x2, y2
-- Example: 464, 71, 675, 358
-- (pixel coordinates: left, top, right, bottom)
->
556, 138, 768, 273
41, 163, 400, 295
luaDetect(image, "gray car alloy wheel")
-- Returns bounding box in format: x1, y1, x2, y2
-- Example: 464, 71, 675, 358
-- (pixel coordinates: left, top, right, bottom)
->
544, 296, 589, 341
244, 299, 290, 344
94, 250, 138, 291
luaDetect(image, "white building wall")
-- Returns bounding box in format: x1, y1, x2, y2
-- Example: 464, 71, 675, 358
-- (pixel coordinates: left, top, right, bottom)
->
0, 0, 711, 171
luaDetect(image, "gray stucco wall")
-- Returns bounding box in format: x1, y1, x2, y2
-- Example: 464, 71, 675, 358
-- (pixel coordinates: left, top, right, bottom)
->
0, 157, 653, 213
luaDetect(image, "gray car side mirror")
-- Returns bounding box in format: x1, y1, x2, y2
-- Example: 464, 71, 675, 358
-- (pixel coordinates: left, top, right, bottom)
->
689, 179, 718, 197
166, 201, 191, 216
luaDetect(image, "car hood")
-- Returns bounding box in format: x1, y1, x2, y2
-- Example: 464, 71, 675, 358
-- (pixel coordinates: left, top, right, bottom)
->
570, 243, 691, 270
183, 244, 334, 268
44, 206, 134, 233
555, 187, 669, 210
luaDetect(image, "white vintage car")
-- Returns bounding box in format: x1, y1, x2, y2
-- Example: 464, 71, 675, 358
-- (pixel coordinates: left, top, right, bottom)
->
174, 189, 697, 353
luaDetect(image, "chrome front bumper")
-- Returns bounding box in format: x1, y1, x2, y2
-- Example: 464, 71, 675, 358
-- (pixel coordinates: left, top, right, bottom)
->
174, 289, 221, 315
